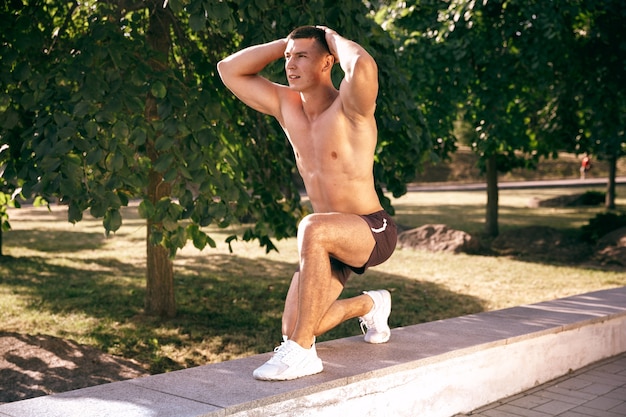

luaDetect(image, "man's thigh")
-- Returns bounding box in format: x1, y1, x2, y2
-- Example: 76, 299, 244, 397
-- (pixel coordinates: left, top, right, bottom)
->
298, 212, 375, 268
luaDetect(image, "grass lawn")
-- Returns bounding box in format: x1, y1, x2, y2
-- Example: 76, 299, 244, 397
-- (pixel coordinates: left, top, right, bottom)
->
1, 185, 625, 373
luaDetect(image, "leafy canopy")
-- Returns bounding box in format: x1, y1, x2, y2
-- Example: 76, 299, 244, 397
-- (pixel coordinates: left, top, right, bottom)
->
0, 0, 430, 255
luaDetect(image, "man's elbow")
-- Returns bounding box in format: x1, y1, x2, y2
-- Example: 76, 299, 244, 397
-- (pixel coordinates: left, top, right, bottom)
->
352, 54, 378, 81
217, 59, 229, 80
360, 53, 378, 74
217, 59, 239, 88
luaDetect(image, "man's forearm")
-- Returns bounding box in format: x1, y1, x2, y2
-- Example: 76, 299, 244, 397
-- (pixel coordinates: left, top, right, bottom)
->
218, 39, 287, 77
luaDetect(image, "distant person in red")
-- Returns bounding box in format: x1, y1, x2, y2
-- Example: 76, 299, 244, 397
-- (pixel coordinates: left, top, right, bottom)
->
580, 154, 592, 179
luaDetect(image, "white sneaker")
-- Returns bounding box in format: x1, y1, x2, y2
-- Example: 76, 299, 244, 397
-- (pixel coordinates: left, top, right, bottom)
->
359, 290, 392, 344
253, 340, 323, 381
283, 335, 318, 355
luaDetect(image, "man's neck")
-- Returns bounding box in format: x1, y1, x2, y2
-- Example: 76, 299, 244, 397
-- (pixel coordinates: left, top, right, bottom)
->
300, 85, 338, 122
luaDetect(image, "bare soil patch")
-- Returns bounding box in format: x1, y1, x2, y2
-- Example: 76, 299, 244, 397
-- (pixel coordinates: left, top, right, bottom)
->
0, 332, 148, 404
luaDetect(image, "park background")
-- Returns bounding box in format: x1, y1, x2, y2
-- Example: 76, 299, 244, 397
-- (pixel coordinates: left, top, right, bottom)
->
1, 0, 625, 404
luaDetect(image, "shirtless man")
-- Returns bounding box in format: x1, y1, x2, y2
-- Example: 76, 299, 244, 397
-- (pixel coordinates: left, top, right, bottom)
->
217, 26, 397, 381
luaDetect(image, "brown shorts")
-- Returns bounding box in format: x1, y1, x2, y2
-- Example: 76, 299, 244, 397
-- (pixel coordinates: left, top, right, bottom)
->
297, 210, 397, 286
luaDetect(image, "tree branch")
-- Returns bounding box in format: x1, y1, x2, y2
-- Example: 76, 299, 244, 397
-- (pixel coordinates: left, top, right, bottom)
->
47, 0, 78, 54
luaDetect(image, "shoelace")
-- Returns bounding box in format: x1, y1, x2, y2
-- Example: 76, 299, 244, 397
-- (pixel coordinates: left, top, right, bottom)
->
273, 341, 300, 361
271, 341, 306, 366
359, 317, 373, 335
273, 340, 288, 355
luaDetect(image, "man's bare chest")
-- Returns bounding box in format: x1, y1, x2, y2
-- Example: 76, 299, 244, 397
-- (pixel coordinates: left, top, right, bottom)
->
282, 114, 351, 165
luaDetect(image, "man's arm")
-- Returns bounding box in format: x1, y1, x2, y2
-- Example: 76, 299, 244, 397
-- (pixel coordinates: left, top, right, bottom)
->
321, 28, 378, 118
217, 39, 287, 118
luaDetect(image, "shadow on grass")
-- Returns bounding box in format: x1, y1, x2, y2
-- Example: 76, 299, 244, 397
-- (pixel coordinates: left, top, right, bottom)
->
0, 247, 486, 378
0, 255, 146, 318
173, 252, 486, 337
4, 230, 106, 252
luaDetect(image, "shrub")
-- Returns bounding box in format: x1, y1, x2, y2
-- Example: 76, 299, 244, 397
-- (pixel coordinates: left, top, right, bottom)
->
581, 211, 626, 243
577, 191, 605, 206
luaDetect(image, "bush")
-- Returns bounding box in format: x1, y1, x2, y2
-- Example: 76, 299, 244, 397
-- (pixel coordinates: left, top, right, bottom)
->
577, 191, 605, 206
581, 211, 626, 243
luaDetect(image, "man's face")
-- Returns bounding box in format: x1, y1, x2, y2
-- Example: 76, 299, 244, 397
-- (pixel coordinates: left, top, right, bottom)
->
284, 38, 330, 91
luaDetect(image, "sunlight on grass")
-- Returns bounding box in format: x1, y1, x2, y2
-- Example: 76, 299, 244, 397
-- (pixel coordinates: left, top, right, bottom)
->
1, 185, 625, 373
393, 185, 624, 233
380, 249, 623, 311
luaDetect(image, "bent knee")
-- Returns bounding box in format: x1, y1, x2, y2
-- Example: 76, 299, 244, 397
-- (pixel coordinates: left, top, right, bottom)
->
298, 214, 323, 236
297, 214, 334, 244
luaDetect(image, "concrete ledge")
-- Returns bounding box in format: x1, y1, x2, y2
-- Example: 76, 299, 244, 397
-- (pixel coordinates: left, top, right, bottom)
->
1, 287, 625, 417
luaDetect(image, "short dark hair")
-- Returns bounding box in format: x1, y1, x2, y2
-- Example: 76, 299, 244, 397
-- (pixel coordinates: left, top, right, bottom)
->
287, 26, 331, 55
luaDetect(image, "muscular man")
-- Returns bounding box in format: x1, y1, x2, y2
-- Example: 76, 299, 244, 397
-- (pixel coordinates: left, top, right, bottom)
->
218, 26, 397, 381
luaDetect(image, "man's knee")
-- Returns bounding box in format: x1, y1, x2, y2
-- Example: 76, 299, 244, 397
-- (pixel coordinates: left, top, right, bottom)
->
297, 214, 328, 243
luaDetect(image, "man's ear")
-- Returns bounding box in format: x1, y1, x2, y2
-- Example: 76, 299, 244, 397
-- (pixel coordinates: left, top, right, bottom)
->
322, 54, 335, 71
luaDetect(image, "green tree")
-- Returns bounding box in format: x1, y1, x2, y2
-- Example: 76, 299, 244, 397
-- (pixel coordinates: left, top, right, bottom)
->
571, 0, 625, 209
378, 0, 614, 236
374, 0, 461, 163
0, 0, 429, 316
450, 0, 571, 236
526, 0, 626, 210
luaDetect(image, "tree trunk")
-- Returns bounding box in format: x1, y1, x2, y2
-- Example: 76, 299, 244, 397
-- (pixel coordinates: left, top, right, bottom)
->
144, 2, 176, 317
606, 153, 617, 210
145, 169, 176, 317
485, 153, 499, 236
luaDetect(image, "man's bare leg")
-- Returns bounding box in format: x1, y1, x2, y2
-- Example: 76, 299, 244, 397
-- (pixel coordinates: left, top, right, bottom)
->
287, 213, 376, 349
282, 272, 374, 339
254, 213, 390, 380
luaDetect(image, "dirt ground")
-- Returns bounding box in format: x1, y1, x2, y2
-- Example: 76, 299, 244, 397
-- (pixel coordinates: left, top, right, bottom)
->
0, 332, 149, 404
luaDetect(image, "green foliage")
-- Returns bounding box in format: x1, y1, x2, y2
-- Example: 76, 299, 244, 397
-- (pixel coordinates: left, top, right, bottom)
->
374, 0, 457, 162
566, 0, 626, 161
377, 0, 626, 233
581, 211, 626, 243
0, 193, 12, 235
0, 0, 429, 255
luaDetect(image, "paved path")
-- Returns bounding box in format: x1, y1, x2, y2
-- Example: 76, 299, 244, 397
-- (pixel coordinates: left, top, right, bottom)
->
456, 352, 626, 417
420, 176, 626, 416
408, 176, 626, 192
